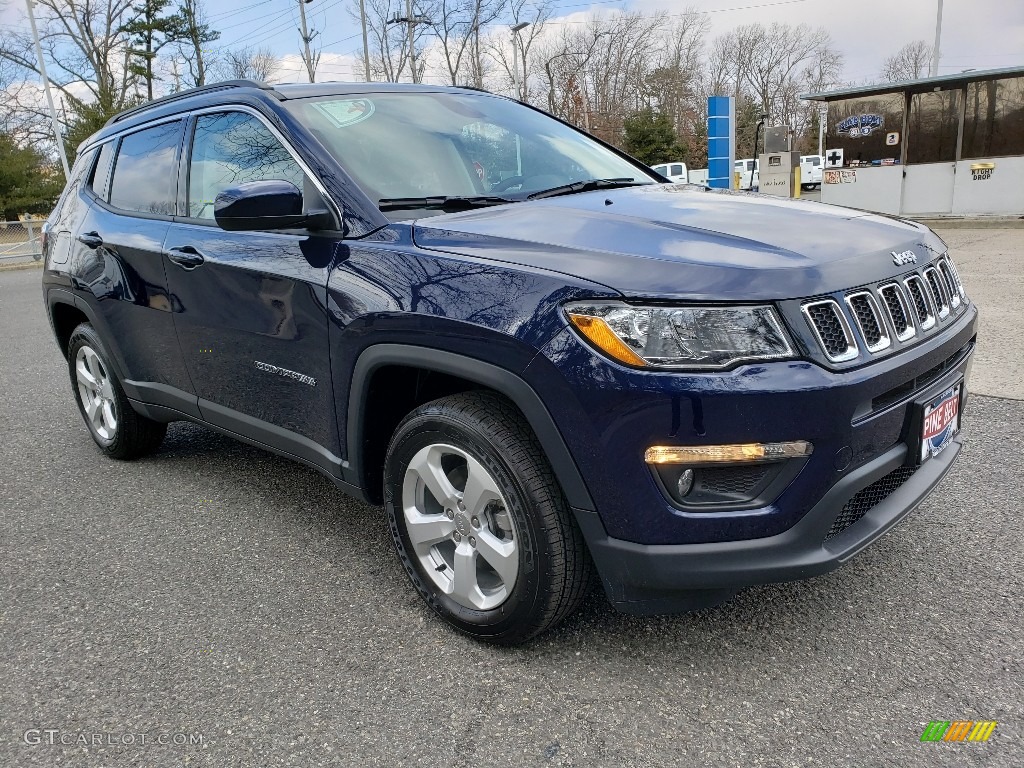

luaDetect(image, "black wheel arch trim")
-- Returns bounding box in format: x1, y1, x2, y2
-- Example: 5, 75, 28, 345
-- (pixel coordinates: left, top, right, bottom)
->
348, 344, 596, 511
45, 288, 128, 379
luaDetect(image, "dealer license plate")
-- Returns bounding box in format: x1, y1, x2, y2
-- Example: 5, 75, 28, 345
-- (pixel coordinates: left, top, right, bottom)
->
920, 383, 961, 462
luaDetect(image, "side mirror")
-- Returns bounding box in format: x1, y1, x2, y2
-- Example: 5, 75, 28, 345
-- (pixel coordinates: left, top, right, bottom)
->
214, 180, 332, 232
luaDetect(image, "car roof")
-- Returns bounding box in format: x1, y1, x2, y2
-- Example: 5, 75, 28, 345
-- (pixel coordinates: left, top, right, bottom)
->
82, 80, 508, 150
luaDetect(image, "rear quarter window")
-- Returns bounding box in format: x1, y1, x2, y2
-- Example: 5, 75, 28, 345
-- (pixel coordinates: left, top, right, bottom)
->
89, 142, 116, 201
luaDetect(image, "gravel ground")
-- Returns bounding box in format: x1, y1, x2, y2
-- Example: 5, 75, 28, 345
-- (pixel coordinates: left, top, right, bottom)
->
1, 253, 1021, 767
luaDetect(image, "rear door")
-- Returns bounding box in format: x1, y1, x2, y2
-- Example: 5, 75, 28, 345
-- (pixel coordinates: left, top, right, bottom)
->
69, 119, 196, 411
163, 108, 342, 466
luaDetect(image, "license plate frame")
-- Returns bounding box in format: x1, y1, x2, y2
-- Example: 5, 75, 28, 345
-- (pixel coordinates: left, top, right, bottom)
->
918, 382, 962, 463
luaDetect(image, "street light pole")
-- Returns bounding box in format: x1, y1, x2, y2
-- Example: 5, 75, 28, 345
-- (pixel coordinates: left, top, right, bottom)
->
510, 22, 528, 100
25, 0, 69, 179
929, 0, 944, 77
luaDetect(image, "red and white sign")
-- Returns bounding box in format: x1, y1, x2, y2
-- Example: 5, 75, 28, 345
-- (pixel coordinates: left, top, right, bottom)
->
921, 384, 961, 461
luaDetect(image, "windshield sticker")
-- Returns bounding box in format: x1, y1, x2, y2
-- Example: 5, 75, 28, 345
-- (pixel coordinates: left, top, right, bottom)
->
312, 99, 375, 128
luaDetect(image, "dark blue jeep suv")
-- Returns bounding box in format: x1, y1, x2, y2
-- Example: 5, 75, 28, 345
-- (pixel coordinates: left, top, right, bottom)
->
42, 81, 977, 643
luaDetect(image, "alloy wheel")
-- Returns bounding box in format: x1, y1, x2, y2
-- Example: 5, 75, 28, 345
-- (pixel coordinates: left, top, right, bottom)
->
401, 443, 519, 610
75, 345, 118, 441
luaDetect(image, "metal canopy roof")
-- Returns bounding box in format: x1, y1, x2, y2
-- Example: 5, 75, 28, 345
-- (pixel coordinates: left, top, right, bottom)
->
802, 65, 1024, 102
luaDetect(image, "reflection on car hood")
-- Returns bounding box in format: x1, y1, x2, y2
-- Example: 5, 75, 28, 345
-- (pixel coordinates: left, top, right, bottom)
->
411, 184, 948, 300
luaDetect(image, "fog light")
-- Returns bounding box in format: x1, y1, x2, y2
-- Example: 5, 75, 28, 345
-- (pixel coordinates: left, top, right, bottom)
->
676, 468, 695, 497
645, 441, 813, 464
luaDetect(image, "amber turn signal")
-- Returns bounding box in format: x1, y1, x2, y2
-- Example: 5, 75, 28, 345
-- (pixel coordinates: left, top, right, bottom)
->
567, 314, 647, 367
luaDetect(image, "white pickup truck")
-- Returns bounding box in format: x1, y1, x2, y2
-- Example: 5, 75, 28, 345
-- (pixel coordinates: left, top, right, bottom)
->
735, 158, 758, 190
800, 155, 823, 189
650, 162, 688, 183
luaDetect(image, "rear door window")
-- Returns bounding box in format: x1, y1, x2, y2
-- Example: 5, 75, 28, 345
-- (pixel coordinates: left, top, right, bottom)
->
670, 164, 683, 176
108, 121, 182, 215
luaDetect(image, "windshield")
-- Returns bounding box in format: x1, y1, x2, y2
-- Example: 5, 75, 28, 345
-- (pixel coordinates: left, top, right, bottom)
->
285, 92, 655, 219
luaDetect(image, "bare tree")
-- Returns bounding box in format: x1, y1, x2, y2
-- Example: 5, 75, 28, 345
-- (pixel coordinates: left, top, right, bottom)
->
538, 12, 672, 142
428, 0, 506, 87
708, 22, 841, 156
347, 0, 425, 82
0, 0, 140, 109
880, 40, 932, 82
215, 46, 280, 82
485, 0, 552, 100
175, 0, 219, 87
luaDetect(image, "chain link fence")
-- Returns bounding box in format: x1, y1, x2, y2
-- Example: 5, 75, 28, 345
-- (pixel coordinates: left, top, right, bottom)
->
0, 220, 44, 263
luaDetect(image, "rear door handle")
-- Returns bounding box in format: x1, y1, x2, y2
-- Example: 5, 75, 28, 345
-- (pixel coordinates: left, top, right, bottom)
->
165, 245, 206, 270
77, 231, 103, 249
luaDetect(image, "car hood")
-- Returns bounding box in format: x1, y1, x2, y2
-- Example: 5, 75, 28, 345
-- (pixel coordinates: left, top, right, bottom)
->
411, 185, 947, 301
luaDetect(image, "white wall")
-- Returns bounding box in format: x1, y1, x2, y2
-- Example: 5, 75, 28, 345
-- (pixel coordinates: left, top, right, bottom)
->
951, 157, 1024, 215
820, 165, 903, 214
902, 163, 956, 214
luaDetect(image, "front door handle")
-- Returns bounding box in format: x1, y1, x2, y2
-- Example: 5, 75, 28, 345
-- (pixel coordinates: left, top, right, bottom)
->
165, 245, 206, 270
77, 231, 103, 249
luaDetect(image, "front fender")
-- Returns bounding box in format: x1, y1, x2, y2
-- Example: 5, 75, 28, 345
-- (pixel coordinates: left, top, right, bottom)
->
346, 343, 595, 511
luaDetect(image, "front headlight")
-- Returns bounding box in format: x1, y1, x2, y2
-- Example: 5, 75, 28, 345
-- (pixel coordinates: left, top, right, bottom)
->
564, 301, 795, 369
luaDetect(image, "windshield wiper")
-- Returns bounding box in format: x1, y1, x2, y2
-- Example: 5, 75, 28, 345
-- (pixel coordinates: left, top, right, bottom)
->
378, 195, 515, 212
526, 177, 645, 200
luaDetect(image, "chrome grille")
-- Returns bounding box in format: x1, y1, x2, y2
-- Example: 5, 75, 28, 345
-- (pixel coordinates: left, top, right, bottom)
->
904, 275, 936, 331
801, 256, 968, 364
944, 257, 967, 300
879, 283, 915, 342
924, 267, 950, 319
846, 291, 891, 352
802, 300, 858, 362
938, 259, 962, 310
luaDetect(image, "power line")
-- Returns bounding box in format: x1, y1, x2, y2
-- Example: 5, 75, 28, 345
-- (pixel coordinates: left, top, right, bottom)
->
207, 0, 275, 21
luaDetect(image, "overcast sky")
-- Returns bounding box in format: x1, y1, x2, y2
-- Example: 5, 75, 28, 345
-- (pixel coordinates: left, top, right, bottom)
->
2, 0, 1022, 86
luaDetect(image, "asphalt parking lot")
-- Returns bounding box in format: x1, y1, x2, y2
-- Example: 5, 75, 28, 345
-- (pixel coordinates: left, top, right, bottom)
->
1, 228, 1022, 767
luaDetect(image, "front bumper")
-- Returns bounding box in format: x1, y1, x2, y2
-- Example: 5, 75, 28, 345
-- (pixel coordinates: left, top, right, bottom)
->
523, 301, 977, 614
574, 435, 961, 615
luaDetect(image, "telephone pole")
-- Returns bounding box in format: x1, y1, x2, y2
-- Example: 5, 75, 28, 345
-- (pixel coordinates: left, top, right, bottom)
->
406, 0, 417, 83
388, 3, 429, 84
359, 0, 371, 81
25, 0, 70, 178
298, 0, 317, 83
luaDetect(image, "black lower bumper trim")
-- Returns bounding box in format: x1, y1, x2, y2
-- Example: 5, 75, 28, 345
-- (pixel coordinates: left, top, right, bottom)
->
577, 436, 962, 616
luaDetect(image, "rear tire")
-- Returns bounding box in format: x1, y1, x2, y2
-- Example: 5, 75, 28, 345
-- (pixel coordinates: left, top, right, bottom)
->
384, 391, 591, 645
67, 323, 167, 459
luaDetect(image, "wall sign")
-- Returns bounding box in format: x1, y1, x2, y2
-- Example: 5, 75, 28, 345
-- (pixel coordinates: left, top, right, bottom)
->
824, 169, 857, 184
886, 131, 900, 145
970, 162, 995, 181
836, 113, 883, 137
825, 148, 844, 168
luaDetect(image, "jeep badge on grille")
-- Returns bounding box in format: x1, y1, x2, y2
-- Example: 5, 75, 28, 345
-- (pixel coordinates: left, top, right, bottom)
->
892, 249, 917, 266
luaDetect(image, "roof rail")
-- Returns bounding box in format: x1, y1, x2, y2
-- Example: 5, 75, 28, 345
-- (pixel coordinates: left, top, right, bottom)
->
104, 80, 278, 127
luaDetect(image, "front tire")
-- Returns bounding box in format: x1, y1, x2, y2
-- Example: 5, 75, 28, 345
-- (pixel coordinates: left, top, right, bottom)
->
384, 391, 591, 645
67, 323, 167, 459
